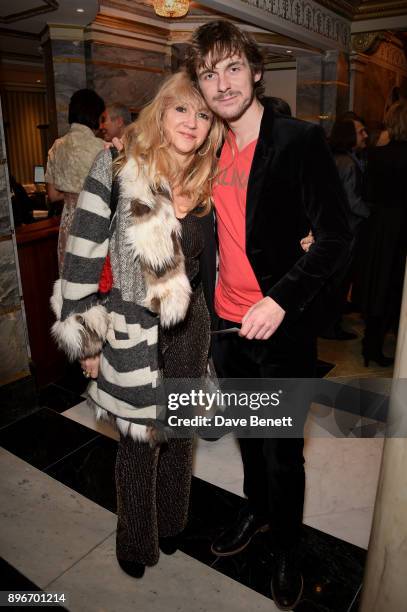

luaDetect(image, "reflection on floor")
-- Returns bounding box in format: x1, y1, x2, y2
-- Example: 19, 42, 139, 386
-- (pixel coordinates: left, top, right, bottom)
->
0, 313, 396, 611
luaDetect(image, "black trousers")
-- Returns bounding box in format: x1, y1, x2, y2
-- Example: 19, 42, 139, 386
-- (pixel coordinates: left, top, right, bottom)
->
212, 318, 317, 549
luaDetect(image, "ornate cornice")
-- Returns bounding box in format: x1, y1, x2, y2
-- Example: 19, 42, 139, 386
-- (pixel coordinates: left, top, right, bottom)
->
240, 0, 351, 48
0, 1, 58, 24
351, 31, 407, 73
351, 30, 404, 53
312, 0, 407, 21
351, 30, 386, 52
0, 27, 39, 40
92, 12, 169, 39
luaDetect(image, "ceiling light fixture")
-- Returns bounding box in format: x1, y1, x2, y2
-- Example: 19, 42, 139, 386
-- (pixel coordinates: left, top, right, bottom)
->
286, 49, 293, 53
76, 8, 84, 13
153, 0, 189, 18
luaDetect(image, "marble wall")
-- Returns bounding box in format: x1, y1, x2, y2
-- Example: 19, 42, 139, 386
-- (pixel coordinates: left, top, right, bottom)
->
85, 42, 167, 111
0, 99, 30, 387
43, 31, 88, 137
296, 51, 349, 133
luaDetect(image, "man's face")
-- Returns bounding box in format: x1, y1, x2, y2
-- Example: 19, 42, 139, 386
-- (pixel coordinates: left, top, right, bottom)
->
197, 54, 260, 122
100, 111, 123, 142
354, 120, 368, 150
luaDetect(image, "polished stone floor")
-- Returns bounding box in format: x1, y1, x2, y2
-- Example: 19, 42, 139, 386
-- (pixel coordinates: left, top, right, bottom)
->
0, 313, 396, 611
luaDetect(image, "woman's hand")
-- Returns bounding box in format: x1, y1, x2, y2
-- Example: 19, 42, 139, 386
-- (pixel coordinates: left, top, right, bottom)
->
300, 230, 314, 252
80, 355, 100, 379
103, 137, 124, 152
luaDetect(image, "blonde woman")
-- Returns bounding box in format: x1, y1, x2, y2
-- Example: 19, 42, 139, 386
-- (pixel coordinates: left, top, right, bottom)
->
51, 72, 224, 577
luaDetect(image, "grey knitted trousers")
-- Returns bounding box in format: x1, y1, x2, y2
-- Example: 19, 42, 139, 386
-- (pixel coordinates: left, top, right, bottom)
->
115, 434, 193, 566
115, 218, 210, 567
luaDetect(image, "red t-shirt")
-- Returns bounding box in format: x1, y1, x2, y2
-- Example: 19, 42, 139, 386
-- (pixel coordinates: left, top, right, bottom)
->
213, 132, 263, 323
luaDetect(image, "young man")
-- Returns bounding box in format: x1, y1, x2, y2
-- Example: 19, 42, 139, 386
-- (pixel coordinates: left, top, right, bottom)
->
100, 102, 132, 142
185, 21, 351, 610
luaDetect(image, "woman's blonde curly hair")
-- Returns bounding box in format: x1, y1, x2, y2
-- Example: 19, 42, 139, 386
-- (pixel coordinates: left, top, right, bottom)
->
115, 71, 225, 215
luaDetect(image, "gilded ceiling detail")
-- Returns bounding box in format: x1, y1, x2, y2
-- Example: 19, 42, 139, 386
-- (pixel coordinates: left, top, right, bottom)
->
241, 0, 351, 47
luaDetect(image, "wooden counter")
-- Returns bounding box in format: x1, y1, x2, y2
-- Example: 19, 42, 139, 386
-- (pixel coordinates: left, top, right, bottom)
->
16, 217, 66, 386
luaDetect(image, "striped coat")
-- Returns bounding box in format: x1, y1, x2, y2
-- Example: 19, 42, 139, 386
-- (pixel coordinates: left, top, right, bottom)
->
51, 149, 192, 441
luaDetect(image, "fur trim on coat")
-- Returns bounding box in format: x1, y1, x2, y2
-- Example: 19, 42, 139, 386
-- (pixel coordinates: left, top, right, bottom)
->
120, 158, 191, 328
50, 279, 110, 361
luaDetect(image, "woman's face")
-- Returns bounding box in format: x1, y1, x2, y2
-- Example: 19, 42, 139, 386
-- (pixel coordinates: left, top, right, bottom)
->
162, 99, 213, 161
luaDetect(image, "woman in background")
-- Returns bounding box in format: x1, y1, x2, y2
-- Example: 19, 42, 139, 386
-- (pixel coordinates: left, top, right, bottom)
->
51, 72, 223, 578
354, 102, 407, 366
45, 88, 105, 273
318, 118, 370, 340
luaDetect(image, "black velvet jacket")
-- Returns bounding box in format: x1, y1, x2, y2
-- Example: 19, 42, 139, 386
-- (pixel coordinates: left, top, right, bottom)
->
201, 100, 352, 327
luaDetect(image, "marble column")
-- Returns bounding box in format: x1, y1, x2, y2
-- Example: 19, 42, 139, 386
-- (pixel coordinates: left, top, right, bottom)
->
349, 53, 369, 118
42, 26, 87, 138
360, 263, 407, 610
297, 50, 350, 133
0, 99, 30, 386
84, 39, 167, 112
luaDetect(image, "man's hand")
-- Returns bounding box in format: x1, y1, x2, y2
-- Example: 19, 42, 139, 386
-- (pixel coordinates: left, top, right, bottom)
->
240, 297, 285, 340
80, 355, 100, 379
300, 230, 314, 253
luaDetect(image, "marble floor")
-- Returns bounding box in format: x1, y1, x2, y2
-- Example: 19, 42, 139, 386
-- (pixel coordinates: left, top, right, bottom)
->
0, 314, 396, 612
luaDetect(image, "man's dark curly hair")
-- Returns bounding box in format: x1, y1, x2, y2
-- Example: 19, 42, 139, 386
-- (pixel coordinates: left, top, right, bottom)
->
184, 20, 265, 98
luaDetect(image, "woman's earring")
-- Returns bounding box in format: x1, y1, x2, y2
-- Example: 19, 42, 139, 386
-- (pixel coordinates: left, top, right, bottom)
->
198, 139, 211, 157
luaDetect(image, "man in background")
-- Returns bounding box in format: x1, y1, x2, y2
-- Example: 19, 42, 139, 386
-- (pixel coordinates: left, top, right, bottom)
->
100, 103, 132, 142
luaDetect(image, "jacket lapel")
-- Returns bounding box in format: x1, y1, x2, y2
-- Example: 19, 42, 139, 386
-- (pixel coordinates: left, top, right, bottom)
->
246, 102, 275, 247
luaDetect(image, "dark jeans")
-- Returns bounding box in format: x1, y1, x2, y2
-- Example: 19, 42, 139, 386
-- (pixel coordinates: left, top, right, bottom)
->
212, 317, 317, 549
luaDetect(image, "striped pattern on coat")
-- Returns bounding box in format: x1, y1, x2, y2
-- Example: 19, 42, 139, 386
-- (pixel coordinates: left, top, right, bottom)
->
50, 149, 192, 440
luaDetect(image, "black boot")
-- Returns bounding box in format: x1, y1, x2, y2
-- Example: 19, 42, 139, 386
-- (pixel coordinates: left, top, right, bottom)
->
271, 548, 303, 610
361, 331, 393, 368
117, 558, 145, 578
159, 534, 180, 555
362, 349, 394, 368
211, 510, 269, 556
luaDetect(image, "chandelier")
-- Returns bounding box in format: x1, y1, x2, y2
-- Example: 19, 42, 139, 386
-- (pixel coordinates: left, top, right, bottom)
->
153, 0, 189, 18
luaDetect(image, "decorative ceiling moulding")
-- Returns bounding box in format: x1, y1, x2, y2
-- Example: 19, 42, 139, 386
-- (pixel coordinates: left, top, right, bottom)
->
312, 0, 407, 21
239, 0, 351, 48
0, 0, 59, 24
355, 0, 407, 20
42, 24, 85, 42
254, 30, 321, 52
0, 27, 39, 40
351, 29, 386, 51
351, 29, 404, 52
351, 31, 407, 73
85, 14, 170, 53
375, 39, 407, 71
0, 51, 43, 64
92, 13, 169, 39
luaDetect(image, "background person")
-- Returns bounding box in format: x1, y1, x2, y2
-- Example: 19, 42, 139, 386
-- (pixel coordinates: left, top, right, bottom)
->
45, 88, 105, 273
353, 101, 407, 367
100, 102, 132, 142
319, 118, 371, 340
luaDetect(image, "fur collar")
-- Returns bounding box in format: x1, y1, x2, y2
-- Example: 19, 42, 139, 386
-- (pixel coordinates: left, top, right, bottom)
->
119, 157, 191, 328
